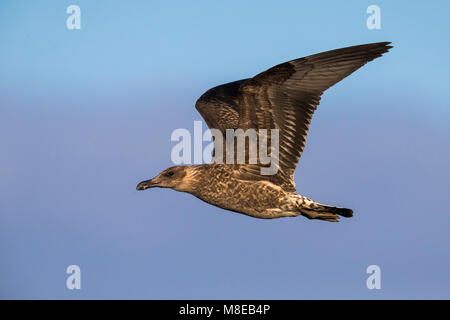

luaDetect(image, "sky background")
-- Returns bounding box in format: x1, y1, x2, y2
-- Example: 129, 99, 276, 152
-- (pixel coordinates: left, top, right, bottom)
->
1, 0, 449, 299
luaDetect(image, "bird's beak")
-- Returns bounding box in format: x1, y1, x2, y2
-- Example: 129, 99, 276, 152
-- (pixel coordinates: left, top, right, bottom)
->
136, 178, 160, 191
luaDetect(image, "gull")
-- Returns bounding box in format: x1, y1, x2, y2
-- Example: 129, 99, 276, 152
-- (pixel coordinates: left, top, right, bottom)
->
137, 42, 392, 221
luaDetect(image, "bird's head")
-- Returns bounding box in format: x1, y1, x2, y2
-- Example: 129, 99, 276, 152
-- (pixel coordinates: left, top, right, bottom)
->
136, 165, 198, 193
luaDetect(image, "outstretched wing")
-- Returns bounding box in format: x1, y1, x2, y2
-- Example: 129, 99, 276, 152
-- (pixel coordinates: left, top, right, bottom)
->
195, 79, 248, 133
237, 42, 392, 191
195, 79, 248, 161
195, 42, 392, 192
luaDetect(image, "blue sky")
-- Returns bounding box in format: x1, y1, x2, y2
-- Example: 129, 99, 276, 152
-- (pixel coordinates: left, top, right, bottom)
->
1, 0, 449, 299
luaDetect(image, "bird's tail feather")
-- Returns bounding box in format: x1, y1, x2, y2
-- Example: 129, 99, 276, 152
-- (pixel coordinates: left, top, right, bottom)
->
301, 204, 353, 222
323, 206, 353, 218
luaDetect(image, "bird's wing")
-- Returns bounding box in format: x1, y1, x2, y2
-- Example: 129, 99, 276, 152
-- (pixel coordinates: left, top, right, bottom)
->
236, 42, 392, 191
195, 79, 248, 133
195, 79, 249, 161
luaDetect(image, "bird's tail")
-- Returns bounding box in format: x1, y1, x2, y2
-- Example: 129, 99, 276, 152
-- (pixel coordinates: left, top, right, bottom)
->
300, 203, 353, 222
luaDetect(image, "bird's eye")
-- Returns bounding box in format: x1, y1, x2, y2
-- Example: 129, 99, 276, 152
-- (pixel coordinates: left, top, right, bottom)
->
166, 171, 174, 177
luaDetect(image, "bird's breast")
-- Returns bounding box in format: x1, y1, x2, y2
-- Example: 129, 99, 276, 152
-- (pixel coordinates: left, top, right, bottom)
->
193, 173, 293, 218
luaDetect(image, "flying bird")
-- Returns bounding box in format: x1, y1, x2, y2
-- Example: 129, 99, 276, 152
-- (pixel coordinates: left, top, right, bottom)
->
137, 42, 392, 222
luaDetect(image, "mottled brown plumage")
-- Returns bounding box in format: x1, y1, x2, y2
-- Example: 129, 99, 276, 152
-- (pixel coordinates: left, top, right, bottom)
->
137, 42, 392, 221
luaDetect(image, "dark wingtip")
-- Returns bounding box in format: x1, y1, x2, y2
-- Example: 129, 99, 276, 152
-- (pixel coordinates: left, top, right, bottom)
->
379, 41, 393, 51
